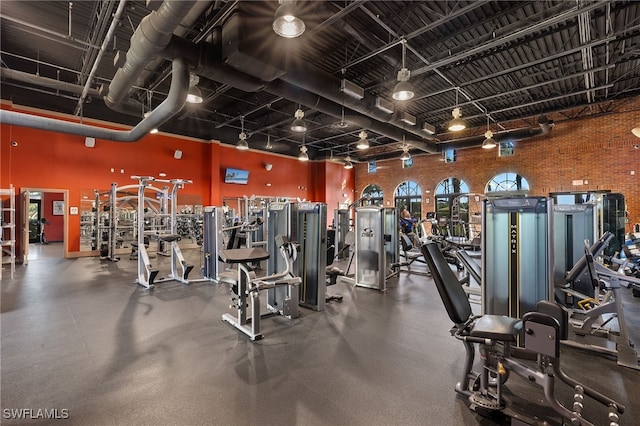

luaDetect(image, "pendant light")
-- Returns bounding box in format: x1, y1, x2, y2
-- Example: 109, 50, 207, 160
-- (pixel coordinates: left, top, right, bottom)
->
356, 131, 369, 150
392, 40, 414, 101
400, 133, 411, 160
265, 133, 273, 150
236, 116, 249, 150
273, 0, 305, 38
291, 106, 307, 132
448, 88, 466, 131
298, 134, 309, 161
400, 145, 411, 161
344, 156, 353, 169
482, 115, 497, 149
186, 74, 203, 104
298, 145, 309, 161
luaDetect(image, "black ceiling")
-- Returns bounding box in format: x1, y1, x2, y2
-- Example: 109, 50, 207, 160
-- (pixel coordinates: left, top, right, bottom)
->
2, 1, 640, 161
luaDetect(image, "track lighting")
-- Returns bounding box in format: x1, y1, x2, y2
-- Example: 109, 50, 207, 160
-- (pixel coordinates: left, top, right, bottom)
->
273, 0, 305, 38
356, 131, 369, 150
482, 115, 497, 149
298, 145, 309, 161
392, 40, 414, 101
344, 156, 353, 169
186, 74, 203, 104
236, 116, 249, 150
291, 108, 307, 132
448, 88, 466, 131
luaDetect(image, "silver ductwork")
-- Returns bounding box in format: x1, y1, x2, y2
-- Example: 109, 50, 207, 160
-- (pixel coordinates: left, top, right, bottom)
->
1, 58, 189, 142
1, 1, 197, 143
0, 68, 101, 98
104, 0, 197, 109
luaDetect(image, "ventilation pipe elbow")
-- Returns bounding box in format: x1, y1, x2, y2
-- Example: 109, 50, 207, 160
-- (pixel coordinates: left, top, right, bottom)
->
105, 0, 198, 110
115, 57, 189, 141
0, 58, 189, 142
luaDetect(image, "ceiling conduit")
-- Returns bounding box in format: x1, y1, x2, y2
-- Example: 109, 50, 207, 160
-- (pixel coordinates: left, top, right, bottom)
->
0, 58, 189, 142
0, 68, 101, 98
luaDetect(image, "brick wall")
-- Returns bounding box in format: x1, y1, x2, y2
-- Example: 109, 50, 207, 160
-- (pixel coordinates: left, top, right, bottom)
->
355, 97, 640, 233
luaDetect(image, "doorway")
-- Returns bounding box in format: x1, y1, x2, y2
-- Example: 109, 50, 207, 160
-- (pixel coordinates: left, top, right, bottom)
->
21, 189, 68, 263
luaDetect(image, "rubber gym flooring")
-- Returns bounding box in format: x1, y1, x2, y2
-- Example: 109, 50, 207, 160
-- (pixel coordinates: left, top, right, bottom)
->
1, 245, 639, 425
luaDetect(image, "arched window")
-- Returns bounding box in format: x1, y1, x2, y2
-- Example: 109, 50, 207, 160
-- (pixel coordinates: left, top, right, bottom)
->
395, 181, 422, 219
362, 184, 384, 206
485, 173, 529, 195
435, 177, 469, 195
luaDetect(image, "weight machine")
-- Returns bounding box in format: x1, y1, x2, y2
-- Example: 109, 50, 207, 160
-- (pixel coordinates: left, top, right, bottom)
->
553, 203, 597, 300
133, 176, 203, 289
422, 241, 625, 425
104, 182, 159, 261
560, 235, 640, 369
219, 234, 301, 341
350, 206, 398, 291
202, 206, 226, 282
482, 197, 553, 318
266, 201, 328, 311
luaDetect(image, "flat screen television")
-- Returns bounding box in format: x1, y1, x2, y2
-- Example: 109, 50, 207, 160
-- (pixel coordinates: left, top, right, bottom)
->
224, 168, 249, 185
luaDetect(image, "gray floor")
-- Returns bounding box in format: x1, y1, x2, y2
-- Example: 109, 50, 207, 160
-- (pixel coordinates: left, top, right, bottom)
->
1, 246, 639, 425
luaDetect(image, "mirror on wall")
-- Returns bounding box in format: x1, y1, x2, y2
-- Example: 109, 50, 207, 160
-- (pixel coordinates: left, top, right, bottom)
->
77, 189, 203, 255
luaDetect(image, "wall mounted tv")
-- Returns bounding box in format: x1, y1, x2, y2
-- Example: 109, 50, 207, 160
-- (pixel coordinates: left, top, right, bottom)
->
224, 168, 249, 185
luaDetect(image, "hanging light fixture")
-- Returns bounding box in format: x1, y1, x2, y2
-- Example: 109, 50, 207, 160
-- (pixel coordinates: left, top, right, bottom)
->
632, 125, 640, 138
236, 116, 249, 150
400, 145, 411, 161
448, 88, 466, 131
273, 0, 305, 38
265, 133, 273, 150
344, 156, 354, 169
186, 74, 203, 104
356, 131, 369, 150
291, 107, 307, 132
392, 40, 414, 101
482, 115, 497, 149
298, 145, 309, 161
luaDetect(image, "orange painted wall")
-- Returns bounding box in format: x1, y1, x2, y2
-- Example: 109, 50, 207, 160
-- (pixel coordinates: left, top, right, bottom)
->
1, 102, 355, 255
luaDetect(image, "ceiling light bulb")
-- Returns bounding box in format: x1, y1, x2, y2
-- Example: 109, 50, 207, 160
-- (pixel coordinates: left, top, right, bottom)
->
236, 132, 249, 150
400, 146, 411, 161
298, 145, 309, 161
392, 69, 414, 101
344, 156, 353, 169
291, 108, 307, 132
186, 74, 203, 104
482, 130, 497, 149
356, 131, 369, 149
273, 2, 305, 38
448, 107, 466, 131
150, 128, 158, 134
186, 85, 203, 104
